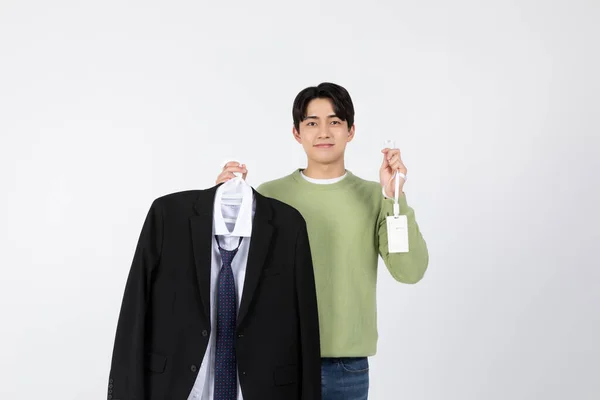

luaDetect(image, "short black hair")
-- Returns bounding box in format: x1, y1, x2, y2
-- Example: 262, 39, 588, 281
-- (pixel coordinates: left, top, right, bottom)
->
292, 82, 355, 131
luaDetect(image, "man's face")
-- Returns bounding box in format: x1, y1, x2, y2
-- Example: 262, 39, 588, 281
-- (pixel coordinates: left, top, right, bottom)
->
293, 98, 355, 165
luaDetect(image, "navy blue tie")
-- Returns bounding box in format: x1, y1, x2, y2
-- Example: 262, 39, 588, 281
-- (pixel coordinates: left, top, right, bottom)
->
214, 236, 242, 400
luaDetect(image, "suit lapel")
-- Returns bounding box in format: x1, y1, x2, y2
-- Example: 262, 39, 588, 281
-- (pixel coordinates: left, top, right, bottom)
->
237, 190, 273, 328
190, 185, 220, 325
190, 185, 274, 329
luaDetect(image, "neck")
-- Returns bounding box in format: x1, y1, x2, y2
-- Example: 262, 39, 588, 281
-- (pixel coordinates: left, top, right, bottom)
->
303, 160, 346, 179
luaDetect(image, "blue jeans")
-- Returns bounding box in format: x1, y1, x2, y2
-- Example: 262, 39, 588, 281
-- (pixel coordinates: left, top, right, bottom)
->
321, 357, 369, 400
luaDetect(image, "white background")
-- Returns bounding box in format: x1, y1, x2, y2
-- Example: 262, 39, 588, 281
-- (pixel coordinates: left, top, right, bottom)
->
1, 0, 599, 399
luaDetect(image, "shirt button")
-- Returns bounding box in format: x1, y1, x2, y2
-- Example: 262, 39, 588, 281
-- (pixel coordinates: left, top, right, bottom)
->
190, 364, 198, 372
237, 333, 244, 338
202, 330, 208, 337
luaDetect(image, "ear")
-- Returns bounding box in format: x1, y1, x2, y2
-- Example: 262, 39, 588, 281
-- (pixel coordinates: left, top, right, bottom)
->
293, 126, 302, 144
347, 124, 356, 142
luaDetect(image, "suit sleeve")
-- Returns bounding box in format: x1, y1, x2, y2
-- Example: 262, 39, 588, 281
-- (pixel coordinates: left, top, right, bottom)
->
107, 199, 164, 400
294, 220, 322, 400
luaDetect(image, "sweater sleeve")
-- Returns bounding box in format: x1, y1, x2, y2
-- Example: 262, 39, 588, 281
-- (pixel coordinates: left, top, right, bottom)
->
377, 192, 429, 283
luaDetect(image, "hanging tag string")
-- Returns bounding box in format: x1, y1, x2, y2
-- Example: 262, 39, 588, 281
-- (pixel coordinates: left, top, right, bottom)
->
382, 140, 406, 218
394, 171, 400, 217
386, 170, 406, 218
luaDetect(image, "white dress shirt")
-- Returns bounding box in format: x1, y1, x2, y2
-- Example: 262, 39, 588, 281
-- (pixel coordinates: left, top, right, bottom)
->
187, 183, 255, 400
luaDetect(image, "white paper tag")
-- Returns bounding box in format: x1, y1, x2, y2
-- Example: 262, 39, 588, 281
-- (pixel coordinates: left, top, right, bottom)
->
386, 215, 409, 253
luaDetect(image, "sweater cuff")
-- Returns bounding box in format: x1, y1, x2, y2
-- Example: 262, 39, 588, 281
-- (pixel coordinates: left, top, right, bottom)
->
381, 191, 410, 215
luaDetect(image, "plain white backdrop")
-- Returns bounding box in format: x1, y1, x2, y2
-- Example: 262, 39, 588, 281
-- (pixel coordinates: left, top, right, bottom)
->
1, 0, 599, 399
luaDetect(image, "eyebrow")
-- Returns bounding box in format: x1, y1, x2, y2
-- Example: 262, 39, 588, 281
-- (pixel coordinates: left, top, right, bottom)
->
303, 114, 339, 120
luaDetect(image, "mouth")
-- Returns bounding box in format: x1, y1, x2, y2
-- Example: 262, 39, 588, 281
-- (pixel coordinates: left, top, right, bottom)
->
314, 144, 334, 148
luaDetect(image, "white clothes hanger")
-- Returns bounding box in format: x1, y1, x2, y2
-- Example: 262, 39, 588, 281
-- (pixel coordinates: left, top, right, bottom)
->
217, 161, 251, 224
220, 173, 245, 205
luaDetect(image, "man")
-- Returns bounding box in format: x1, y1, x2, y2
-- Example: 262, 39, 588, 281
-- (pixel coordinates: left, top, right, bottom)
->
216, 82, 429, 400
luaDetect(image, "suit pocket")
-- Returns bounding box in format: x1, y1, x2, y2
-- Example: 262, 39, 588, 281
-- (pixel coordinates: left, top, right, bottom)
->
273, 364, 298, 386
145, 352, 167, 373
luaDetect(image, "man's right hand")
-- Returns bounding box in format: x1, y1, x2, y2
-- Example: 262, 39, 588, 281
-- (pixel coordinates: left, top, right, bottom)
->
216, 161, 248, 184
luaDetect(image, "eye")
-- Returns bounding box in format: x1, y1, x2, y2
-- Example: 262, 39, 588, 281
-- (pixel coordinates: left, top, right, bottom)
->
306, 121, 316, 126
331, 120, 341, 125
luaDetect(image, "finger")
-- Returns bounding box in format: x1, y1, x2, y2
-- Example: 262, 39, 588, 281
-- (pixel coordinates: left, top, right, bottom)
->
216, 175, 230, 185
390, 160, 407, 173
386, 148, 400, 159
392, 158, 406, 169
398, 159, 407, 172
396, 151, 404, 165
216, 171, 236, 184
396, 162, 407, 175
387, 154, 399, 165
222, 161, 243, 170
224, 166, 247, 175
381, 152, 390, 168
223, 165, 245, 173
220, 165, 249, 180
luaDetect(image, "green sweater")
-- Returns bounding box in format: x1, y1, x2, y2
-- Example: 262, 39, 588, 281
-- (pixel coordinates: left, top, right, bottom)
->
256, 169, 429, 357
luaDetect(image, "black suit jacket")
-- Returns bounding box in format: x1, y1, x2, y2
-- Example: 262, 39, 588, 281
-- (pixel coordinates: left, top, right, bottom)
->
108, 185, 321, 400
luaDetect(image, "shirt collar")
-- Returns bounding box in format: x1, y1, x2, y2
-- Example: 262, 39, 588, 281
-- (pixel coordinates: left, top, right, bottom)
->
213, 182, 254, 237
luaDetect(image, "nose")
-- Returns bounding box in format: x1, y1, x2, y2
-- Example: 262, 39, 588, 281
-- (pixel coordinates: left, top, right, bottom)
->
317, 126, 330, 139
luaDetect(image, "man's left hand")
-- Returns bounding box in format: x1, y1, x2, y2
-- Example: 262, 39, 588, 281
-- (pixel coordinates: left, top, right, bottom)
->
380, 148, 407, 198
